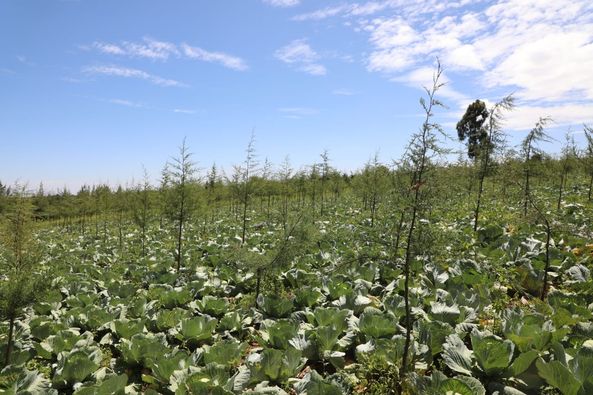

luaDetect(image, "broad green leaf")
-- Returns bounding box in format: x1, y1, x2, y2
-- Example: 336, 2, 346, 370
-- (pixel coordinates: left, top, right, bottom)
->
570, 345, 593, 393
0, 368, 57, 395
113, 318, 145, 339
439, 378, 474, 395
203, 340, 246, 367
74, 374, 128, 395
148, 352, 190, 383
199, 296, 228, 317
257, 348, 302, 382
442, 334, 473, 376
536, 358, 581, 395
295, 287, 322, 308
454, 376, 486, 395
54, 347, 102, 385
257, 295, 294, 318
218, 312, 242, 332
471, 331, 514, 376
312, 307, 349, 332
430, 302, 460, 325
294, 370, 342, 395
505, 350, 539, 377
265, 320, 299, 350
359, 313, 397, 339
176, 316, 217, 345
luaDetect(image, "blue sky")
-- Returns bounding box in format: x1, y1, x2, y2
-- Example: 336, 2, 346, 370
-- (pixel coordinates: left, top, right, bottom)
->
2, 0, 592, 192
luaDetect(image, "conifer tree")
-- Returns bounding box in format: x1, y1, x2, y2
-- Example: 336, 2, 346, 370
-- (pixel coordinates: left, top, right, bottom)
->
457, 99, 489, 160
584, 125, 593, 201
556, 131, 578, 210
0, 184, 45, 366
238, 132, 259, 247
162, 138, 199, 271
399, 61, 446, 380
522, 118, 552, 216
472, 95, 514, 230
132, 168, 152, 257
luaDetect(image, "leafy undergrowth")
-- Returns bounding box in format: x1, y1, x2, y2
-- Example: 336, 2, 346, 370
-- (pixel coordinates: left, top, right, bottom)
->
1, 195, 593, 395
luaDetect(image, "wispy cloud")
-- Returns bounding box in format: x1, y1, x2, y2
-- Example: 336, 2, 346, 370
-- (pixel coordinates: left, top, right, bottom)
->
0, 68, 16, 74
293, 0, 478, 21
180, 44, 247, 71
262, 0, 300, 7
173, 108, 197, 114
90, 38, 179, 60
332, 89, 356, 96
278, 107, 319, 118
16, 55, 35, 66
83, 65, 186, 87
109, 98, 145, 108
275, 39, 327, 75
293, 5, 351, 21
391, 66, 469, 104
87, 37, 247, 71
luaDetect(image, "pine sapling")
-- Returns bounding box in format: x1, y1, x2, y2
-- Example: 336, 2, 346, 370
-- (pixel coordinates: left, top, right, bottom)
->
399, 61, 446, 380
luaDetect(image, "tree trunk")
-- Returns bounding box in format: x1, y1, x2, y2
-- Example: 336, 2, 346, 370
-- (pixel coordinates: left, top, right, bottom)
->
523, 169, 530, 217
4, 315, 15, 367
557, 172, 565, 211
473, 173, 485, 232
176, 197, 185, 271
255, 268, 262, 308
541, 221, 551, 301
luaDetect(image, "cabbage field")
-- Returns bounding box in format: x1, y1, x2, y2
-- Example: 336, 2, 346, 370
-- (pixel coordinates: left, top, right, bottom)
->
2, 87, 593, 394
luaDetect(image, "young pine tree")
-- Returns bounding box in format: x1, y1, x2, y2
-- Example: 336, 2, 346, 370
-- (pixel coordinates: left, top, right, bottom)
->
277, 156, 293, 232
584, 125, 593, 201
0, 185, 46, 367
162, 138, 200, 271
319, 150, 330, 217
474, 96, 515, 232
238, 132, 259, 247
398, 61, 446, 381
556, 131, 578, 210
521, 118, 552, 217
132, 167, 152, 258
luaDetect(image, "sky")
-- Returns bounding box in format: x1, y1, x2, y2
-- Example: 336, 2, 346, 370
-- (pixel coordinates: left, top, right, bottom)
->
1, 0, 592, 192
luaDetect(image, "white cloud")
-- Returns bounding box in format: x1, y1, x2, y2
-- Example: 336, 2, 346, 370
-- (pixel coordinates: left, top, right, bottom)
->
300, 63, 327, 76
332, 89, 355, 96
83, 65, 186, 87
109, 99, 144, 108
173, 108, 197, 114
504, 103, 593, 131
88, 38, 247, 70
263, 0, 299, 7
93, 42, 126, 56
293, 5, 351, 21
483, 30, 593, 102
307, 0, 593, 130
275, 39, 327, 75
392, 66, 469, 103
92, 38, 178, 60
180, 44, 248, 71
293, 0, 481, 21
278, 107, 318, 118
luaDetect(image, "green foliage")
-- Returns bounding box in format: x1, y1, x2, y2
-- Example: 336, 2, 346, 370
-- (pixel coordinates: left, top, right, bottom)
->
251, 348, 303, 383
174, 316, 217, 346
457, 99, 489, 159
5, 111, 593, 394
